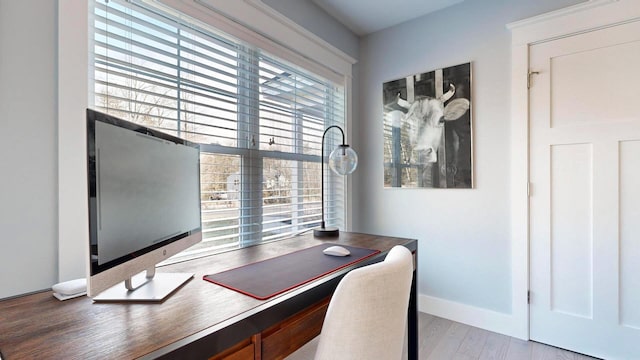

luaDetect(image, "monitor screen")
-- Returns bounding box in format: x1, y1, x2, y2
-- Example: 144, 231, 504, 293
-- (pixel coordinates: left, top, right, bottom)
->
86, 109, 202, 301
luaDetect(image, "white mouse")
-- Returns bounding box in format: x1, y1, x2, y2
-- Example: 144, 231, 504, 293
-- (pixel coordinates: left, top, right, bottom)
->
323, 245, 351, 257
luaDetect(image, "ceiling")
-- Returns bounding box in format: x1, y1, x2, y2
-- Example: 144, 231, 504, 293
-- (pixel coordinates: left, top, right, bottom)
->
312, 0, 464, 36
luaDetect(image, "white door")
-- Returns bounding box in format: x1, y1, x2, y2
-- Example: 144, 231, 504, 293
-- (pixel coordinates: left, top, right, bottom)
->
529, 20, 640, 359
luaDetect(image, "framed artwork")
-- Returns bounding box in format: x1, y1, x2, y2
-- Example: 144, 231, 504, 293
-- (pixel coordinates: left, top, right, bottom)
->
383, 62, 472, 188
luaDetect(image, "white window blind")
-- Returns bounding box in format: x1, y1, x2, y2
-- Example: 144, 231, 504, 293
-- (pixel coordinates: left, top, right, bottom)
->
91, 0, 347, 258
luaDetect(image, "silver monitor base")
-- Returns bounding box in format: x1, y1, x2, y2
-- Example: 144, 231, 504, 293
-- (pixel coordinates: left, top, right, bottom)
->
92, 272, 193, 303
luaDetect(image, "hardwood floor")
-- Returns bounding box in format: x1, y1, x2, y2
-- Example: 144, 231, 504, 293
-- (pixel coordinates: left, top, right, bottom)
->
416, 313, 600, 360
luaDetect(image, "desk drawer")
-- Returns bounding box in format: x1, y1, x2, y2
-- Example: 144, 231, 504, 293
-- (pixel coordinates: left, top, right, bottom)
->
209, 336, 256, 360
261, 297, 330, 360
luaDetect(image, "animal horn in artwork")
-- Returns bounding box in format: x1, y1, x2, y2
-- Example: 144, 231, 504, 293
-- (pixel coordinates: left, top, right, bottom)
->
440, 83, 455, 102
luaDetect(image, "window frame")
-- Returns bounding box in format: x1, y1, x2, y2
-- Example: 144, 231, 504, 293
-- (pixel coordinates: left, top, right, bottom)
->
87, 0, 351, 260
58, 0, 354, 280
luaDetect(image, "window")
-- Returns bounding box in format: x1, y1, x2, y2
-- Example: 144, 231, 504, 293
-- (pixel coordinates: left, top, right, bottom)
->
91, 0, 347, 259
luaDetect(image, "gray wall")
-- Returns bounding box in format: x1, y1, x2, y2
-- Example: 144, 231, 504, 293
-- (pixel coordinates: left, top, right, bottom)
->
0, 0, 587, 314
261, 0, 359, 60
354, 0, 583, 313
0, 0, 358, 300
0, 0, 58, 298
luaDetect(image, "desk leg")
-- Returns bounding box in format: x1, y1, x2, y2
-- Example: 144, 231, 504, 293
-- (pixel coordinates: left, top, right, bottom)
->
408, 256, 418, 360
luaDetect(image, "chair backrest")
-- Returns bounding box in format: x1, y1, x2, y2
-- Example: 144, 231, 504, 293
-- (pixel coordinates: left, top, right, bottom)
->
314, 245, 414, 360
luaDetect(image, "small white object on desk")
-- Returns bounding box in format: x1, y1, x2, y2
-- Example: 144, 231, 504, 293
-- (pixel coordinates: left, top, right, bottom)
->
52, 278, 87, 301
322, 245, 351, 257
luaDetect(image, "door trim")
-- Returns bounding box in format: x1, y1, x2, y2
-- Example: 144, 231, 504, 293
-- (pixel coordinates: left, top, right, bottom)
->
506, 0, 640, 340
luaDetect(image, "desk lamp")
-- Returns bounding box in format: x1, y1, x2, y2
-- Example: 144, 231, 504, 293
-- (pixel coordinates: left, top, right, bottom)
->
314, 125, 358, 237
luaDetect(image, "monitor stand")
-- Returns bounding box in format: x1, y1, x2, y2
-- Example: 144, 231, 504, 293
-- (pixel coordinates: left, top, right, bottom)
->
92, 269, 193, 303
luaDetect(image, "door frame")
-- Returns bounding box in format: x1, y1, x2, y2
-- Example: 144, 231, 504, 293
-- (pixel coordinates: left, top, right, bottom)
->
506, 0, 640, 340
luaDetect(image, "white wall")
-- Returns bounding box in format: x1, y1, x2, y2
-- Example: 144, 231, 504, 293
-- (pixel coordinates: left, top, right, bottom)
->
0, 0, 58, 298
354, 0, 583, 323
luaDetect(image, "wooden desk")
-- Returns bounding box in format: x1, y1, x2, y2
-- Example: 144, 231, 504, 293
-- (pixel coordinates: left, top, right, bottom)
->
0, 232, 418, 359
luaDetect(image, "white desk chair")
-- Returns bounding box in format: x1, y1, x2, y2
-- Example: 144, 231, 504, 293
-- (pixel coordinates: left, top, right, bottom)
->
287, 245, 414, 360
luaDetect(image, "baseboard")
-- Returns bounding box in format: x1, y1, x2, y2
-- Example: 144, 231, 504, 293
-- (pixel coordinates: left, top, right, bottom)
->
418, 294, 521, 338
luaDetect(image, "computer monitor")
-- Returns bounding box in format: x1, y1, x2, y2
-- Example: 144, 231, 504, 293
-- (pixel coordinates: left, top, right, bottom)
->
86, 109, 202, 302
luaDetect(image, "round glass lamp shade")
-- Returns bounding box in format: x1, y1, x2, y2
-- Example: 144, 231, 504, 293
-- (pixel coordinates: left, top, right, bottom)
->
329, 145, 358, 175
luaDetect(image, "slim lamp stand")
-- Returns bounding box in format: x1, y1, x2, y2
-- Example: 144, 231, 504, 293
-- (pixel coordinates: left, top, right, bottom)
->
314, 125, 357, 238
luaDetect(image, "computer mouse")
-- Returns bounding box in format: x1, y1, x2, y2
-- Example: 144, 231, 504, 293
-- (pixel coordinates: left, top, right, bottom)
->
323, 245, 351, 257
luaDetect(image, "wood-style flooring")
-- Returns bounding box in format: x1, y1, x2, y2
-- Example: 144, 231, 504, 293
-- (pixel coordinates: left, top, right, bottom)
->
289, 312, 601, 359
417, 313, 600, 360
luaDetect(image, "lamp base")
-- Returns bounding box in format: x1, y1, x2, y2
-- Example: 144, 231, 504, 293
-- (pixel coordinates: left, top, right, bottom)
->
313, 227, 340, 238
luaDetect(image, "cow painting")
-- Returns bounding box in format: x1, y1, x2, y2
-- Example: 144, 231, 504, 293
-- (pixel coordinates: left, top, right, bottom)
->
396, 84, 469, 163
383, 63, 472, 188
